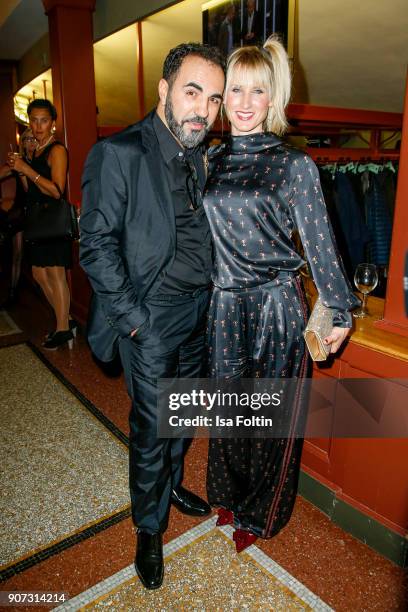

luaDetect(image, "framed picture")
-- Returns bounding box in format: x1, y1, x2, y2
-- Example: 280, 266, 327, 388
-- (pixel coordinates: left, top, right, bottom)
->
202, 0, 289, 57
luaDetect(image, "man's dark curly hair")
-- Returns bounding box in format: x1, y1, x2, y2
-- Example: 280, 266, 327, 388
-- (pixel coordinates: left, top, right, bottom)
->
27, 98, 57, 120
162, 42, 225, 86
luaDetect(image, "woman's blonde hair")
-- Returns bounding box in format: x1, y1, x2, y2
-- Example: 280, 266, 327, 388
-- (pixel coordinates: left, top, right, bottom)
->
225, 35, 291, 135
19, 127, 35, 156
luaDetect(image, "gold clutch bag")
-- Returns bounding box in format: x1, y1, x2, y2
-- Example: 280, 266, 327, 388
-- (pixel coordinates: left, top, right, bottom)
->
303, 297, 333, 361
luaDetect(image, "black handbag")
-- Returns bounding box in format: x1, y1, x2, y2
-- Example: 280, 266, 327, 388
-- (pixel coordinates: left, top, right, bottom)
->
25, 183, 79, 243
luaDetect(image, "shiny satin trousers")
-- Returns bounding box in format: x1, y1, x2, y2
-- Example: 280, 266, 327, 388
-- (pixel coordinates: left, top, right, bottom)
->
119, 288, 210, 534
206, 273, 311, 538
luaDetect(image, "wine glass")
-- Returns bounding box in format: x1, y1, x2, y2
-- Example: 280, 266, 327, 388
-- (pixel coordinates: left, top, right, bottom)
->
353, 263, 378, 318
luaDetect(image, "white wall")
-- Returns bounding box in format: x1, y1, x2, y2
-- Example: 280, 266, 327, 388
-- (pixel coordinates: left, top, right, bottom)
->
297, 0, 408, 111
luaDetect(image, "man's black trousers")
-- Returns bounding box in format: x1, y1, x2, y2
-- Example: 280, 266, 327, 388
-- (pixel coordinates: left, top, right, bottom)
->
119, 288, 210, 534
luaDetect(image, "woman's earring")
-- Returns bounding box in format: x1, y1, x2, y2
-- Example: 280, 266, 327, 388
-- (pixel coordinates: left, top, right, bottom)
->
51, 125, 56, 133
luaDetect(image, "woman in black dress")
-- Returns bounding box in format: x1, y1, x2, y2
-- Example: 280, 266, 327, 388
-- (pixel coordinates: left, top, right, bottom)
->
7, 99, 74, 349
0, 128, 36, 306
204, 37, 359, 551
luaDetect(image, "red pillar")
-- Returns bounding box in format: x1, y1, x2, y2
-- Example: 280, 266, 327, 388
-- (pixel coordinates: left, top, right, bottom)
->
42, 0, 97, 323
0, 62, 17, 200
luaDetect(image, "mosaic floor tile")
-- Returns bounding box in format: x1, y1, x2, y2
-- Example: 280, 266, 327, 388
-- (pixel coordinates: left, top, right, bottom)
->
0, 344, 129, 569
0, 310, 22, 336
56, 518, 332, 611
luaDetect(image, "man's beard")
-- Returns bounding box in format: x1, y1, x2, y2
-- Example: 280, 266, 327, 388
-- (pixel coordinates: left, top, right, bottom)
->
165, 96, 209, 148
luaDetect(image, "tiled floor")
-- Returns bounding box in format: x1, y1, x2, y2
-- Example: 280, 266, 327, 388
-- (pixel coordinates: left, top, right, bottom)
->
0, 281, 407, 611
56, 519, 330, 611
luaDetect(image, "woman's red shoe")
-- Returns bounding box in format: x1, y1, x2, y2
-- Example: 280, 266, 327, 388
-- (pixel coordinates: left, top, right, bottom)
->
232, 529, 257, 553
216, 508, 234, 526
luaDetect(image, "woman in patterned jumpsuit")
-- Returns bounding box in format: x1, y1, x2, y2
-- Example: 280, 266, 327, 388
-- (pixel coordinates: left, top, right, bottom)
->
204, 36, 359, 552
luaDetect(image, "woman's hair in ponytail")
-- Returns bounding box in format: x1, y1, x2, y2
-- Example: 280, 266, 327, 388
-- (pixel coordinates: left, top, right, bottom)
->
262, 35, 291, 134
225, 35, 291, 135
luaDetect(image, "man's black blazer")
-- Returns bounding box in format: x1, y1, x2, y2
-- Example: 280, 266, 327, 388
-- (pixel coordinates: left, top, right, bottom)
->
80, 111, 177, 362
242, 10, 262, 44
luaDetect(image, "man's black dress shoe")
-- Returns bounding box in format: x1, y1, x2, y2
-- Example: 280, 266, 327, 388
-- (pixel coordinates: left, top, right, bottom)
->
171, 486, 211, 517
135, 531, 163, 590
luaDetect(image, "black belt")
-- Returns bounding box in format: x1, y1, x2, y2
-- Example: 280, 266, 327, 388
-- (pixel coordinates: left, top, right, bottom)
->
148, 285, 211, 303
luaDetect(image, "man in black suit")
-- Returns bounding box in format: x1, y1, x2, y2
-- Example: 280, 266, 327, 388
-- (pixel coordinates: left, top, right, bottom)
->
80, 43, 225, 589
242, 0, 262, 45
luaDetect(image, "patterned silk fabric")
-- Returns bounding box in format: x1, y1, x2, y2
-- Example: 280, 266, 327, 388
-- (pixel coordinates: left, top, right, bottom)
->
204, 132, 359, 326
203, 133, 358, 538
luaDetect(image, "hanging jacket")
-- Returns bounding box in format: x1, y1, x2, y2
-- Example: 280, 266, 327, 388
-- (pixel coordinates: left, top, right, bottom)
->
365, 173, 392, 266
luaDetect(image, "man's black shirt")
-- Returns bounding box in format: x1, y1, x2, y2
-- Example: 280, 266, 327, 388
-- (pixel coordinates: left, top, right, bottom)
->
152, 112, 212, 294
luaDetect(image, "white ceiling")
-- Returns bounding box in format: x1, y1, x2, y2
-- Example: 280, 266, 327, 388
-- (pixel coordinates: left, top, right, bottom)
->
0, 0, 47, 60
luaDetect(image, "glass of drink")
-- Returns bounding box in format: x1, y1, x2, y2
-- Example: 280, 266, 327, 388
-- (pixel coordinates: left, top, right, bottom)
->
7, 145, 21, 168
353, 263, 378, 318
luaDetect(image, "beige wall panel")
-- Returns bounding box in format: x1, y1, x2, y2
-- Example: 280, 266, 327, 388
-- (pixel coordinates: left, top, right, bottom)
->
94, 24, 139, 126
142, 0, 203, 114
297, 0, 408, 111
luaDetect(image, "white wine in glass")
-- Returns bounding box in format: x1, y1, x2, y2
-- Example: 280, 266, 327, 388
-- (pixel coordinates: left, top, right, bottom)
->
353, 263, 378, 318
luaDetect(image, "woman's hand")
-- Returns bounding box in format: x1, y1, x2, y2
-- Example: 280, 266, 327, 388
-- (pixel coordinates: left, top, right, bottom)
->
7, 154, 30, 175
323, 327, 350, 354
